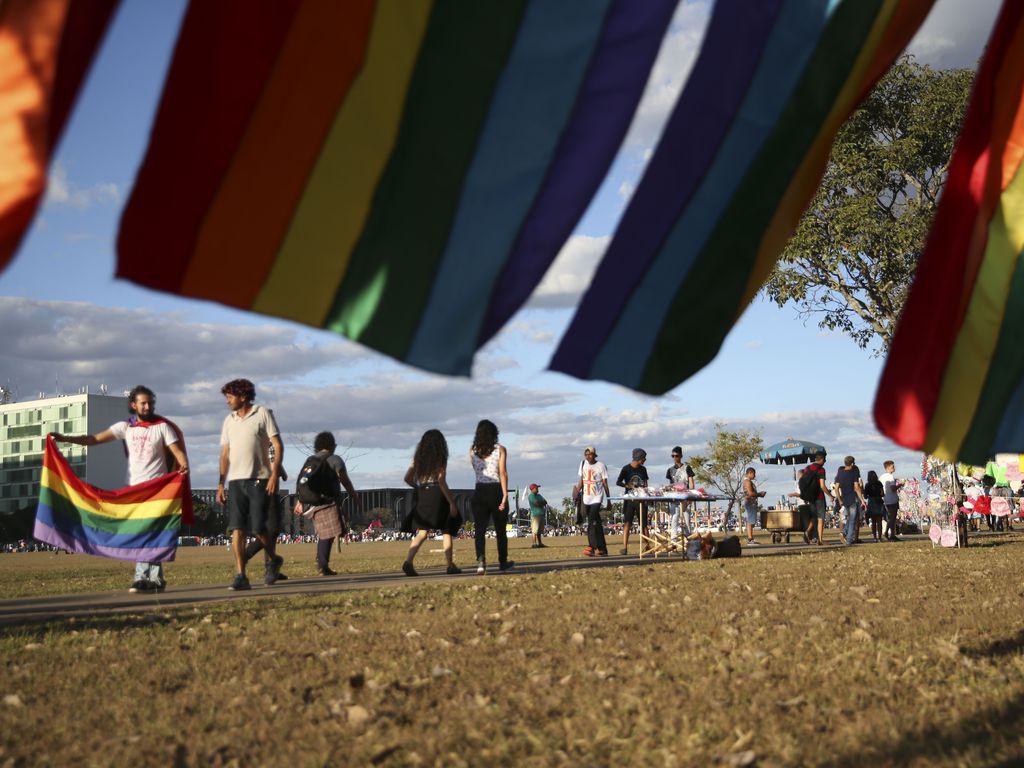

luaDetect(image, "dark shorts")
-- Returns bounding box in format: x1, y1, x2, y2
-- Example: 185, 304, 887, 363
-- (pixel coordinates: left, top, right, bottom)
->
227, 479, 270, 535
622, 499, 648, 527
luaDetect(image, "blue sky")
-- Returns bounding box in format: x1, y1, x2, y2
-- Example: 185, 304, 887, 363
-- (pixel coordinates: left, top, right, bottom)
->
0, 0, 1002, 502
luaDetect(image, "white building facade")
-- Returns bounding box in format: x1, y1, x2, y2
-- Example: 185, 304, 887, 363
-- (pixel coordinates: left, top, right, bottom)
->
0, 393, 128, 514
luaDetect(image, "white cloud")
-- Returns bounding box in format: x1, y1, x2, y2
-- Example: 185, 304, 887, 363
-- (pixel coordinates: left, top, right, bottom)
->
907, 0, 1001, 69
527, 234, 609, 309
44, 163, 121, 209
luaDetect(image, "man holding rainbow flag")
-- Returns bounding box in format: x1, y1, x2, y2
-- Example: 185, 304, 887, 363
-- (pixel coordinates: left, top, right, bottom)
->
41, 385, 191, 593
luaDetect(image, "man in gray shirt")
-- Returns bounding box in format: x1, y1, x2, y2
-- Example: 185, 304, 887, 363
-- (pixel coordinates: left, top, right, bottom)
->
216, 379, 284, 590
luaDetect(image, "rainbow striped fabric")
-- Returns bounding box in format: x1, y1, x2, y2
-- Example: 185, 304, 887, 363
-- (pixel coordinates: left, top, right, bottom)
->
117, 0, 677, 377
33, 436, 193, 562
0, 0, 118, 270
875, 2, 1024, 464
551, 0, 935, 393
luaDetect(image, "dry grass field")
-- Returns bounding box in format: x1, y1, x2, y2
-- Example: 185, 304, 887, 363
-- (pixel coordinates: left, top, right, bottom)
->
1, 534, 1023, 767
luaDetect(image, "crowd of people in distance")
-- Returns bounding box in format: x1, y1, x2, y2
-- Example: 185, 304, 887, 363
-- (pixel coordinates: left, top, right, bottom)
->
25, 377, 1021, 589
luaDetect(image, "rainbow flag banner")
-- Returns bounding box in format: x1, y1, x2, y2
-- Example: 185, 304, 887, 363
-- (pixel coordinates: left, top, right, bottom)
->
875, 1, 1024, 464
33, 436, 193, 562
551, 0, 935, 393
0, 0, 118, 270
116, 0, 677, 377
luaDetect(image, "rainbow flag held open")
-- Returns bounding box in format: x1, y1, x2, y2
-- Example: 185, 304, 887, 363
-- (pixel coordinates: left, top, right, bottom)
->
551, 0, 936, 393
33, 436, 193, 562
116, 0, 677, 377
875, 1, 1024, 465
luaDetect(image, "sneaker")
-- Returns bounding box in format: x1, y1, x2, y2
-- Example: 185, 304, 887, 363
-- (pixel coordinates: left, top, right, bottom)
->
595, 550, 608, 557
317, 566, 337, 577
582, 547, 595, 557
537, 542, 547, 548
402, 561, 418, 577
264, 555, 284, 585
228, 574, 251, 591
619, 547, 629, 555
746, 539, 760, 546
498, 560, 515, 571
446, 564, 462, 575
476, 560, 486, 575
129, 580, 148, 594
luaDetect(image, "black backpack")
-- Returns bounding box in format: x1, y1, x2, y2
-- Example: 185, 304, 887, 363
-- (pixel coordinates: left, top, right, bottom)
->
296, 453, 338, 506
798, 466, 820, 503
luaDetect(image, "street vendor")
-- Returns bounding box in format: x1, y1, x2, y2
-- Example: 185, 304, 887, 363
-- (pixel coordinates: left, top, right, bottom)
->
617, 449, 649, 555
666, 446, 695, 540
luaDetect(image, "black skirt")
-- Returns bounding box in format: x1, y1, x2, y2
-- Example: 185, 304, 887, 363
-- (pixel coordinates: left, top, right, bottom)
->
410, 483, 461, 535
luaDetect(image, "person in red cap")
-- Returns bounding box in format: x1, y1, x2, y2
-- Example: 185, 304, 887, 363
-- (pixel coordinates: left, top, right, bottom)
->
527, 483, 548, 548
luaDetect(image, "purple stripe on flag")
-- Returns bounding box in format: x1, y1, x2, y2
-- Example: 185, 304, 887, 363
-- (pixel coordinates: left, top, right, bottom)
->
550, 0, 784, 377
32, 519, 178, 563
476, 0, 678, 346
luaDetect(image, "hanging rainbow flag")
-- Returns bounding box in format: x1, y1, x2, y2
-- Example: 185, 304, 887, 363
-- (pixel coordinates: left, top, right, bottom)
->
117, 0, 676, 376
33, 436, 193, 562
550, 0, 935, 393
875, 1, 1024, 464
0, 0, 118, 270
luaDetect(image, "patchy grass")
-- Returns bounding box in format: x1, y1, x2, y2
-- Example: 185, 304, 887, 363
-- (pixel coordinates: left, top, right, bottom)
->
0, 536, 592, 598
1, 535, 1023, 766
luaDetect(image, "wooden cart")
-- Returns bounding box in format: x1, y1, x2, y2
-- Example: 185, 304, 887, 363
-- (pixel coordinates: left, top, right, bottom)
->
761, 506, 809, 544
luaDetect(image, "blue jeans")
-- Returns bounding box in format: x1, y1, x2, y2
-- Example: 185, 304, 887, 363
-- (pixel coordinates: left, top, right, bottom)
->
843, 503, 860, 545
134, 561, 164, 585
669, 503, 690, 537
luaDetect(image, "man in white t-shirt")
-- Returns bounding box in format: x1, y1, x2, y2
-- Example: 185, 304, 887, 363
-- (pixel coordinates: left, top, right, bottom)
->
52, 385, 189, 593
573, 446, 610, 557
217, 378, 284, 591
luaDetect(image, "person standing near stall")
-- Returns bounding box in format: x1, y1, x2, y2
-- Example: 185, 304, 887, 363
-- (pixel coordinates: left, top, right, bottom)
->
742, 466, 766, 545
879, 460, 902, 541
575, 447, 610, 557
617, 449, 649, 555
666, 446, 695, 541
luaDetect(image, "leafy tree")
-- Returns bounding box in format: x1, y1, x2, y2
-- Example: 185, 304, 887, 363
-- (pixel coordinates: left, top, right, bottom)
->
764, 57, 974, 351
688, 423, 764, 523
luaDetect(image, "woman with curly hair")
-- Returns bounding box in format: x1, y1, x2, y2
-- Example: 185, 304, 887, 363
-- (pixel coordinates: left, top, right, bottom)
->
470, 419, 512, 575
402, 429, 461, 577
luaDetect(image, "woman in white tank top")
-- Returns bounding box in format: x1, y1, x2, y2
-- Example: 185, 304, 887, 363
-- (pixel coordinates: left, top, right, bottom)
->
470, 419, 511, 574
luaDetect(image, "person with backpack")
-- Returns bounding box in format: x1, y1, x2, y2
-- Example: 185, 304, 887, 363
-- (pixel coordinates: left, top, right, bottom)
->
294, 431, 362, 576
402, 429, 461, 577
799, 453, 833, 545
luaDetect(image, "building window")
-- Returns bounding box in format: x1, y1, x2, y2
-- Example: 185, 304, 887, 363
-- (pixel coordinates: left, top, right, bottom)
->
7, 424, 41, 439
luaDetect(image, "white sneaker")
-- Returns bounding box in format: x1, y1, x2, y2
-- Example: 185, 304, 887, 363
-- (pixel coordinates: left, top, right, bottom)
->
746, 539, 760, 546
476, 561, 486, 575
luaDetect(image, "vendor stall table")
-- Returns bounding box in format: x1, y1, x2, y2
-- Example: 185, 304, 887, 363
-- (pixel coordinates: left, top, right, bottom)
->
608, 492, 733, 558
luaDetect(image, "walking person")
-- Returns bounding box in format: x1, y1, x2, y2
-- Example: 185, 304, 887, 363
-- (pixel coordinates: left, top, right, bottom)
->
469, 419, 513, 574
217, 379, 284, 590
863, 470, 885, 541
666, 446, 695, 542
295, 431, 362, 576
617, 449, 649, 555
742, 467, 766, 545
402, 429, 461, 577
575, 447, 610, 557
527, 483, 547, 548
52, 385, 189, 592
801, 454, 833, 545
835, 455, 866, 547
879, 460, 903, 541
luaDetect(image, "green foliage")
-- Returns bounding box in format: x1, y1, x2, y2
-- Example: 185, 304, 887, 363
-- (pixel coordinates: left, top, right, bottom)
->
687, 423, 764, 515
765, 57, 974, 352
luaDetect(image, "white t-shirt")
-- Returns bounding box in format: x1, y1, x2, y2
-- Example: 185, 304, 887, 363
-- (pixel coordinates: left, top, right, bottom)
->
880, 472, 899, 505
220, 405, 280, 482
109, 420, 178, 485
578, 460, 609, 505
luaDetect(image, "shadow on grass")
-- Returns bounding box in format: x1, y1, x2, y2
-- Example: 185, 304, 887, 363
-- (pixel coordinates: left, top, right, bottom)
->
962, 628, 1024, 660
831, 685, 1024, 766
